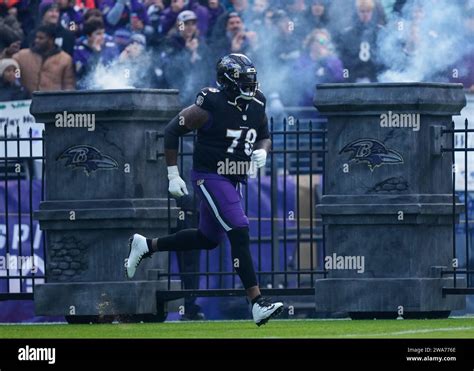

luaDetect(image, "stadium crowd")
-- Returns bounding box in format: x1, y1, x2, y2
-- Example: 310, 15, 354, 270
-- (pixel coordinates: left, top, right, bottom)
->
0, 0, 473, 105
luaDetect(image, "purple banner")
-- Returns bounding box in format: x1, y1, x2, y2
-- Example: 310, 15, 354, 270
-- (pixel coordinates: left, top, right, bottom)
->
0, 180, 46, 322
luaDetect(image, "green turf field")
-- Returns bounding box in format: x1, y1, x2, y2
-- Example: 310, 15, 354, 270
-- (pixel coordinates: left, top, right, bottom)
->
1, 318, 474, 338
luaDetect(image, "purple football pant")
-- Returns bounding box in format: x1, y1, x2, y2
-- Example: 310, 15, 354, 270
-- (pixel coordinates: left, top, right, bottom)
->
191, 170, 249, 243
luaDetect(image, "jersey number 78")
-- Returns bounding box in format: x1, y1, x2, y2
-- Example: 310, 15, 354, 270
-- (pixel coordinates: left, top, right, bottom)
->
226, 128, 257, 156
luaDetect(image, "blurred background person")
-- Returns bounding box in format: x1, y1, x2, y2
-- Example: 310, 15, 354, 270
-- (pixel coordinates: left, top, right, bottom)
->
74, 18, 119, 88
144, 0, 165, 47
336, 0, 384, 82
13, 24, 75, 95
0, 1, 24, 58
0, 58, 29, 101
161, 10, 212, 104
248, 0, 268, 33
304, 0, 330, 31
24, 0, 75, 56
286, 0, 309, 42
210, 0, 250, 41
294, 28, 344, 106
209, 12, 257, 61
159, 0, 209, 37
57, 0, 83, 34
101, 0, 150, 34
117, 33, 156, 88
206, 0, 225, 38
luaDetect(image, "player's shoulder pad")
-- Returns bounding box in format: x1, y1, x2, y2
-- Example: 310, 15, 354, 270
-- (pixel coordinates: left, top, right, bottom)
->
255, 90, 266, 103
195, 87, 220, 109
252, 89, 266, 107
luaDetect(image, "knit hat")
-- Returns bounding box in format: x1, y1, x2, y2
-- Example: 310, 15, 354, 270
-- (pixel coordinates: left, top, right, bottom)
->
0, 58, 19, 77
39, 0, 58, 20
177, 10, 197, 24
129, 33, 146, 46
114, 28, 132, 43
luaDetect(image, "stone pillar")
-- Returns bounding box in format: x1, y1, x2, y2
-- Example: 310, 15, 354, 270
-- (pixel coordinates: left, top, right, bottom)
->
30, 89, 181, 322
314, 83, 466, 318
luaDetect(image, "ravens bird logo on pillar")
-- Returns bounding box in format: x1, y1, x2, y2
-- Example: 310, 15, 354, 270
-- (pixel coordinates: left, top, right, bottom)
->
57, 145, 119, 175
339, 139, 404, 171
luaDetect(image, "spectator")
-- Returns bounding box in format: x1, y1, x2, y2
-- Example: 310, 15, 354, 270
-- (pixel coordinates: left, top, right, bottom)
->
227, 0, 250, 19
0, 58, 29, 101
118, 32, 147, 61
0, 3, 24, 58
74, 18, 119, 88
57, 0, 84, 33
144, 0, 165, 46
286, 0, 309, 42
187, 0, 211, 39
209, 12, 257, 61
248, 0, 268, 32
101, 0, 150, 34
336, 0, 383, 82
211, 0, 251, 41
113, 28, 132, 51
256, 9, 301, 98
271, 9, 301, 64
304, 0, 330, 30
13, 24, 75, 94
206, 0, 225, 38
24, 0, 76, 57
117, 33, 156, 88
75, 9, 115, 48
83, 8, 104, 23
295, 28, 344, 105
162, 10, 212, 104
159, 0, 209, 37
0, 39, 21, 59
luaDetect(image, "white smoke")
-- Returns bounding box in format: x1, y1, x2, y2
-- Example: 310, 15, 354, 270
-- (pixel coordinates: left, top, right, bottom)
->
84, 49, 153, 90
377, 0, 471, 82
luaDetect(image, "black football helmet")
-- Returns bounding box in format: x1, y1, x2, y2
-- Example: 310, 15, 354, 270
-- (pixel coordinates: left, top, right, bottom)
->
216, 53, 258, 100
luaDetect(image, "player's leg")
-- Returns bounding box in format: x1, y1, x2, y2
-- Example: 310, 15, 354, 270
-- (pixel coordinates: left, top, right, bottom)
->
125, 190, 225, 279
125, 227, 219, 279
195, 176, 284, 326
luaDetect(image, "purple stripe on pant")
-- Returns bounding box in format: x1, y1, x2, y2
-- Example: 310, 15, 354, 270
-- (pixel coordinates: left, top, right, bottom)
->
191, 170, 249, 244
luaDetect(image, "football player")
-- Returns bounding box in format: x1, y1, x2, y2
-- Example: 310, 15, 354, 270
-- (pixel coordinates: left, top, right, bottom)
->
125, 53, 284, 326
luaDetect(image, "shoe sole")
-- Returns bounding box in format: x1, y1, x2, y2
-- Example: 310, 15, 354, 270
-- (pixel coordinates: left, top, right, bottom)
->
125, 235, 134, 279
256, 305, 284, 327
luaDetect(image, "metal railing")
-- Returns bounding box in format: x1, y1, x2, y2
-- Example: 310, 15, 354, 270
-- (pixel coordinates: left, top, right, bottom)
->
441, 118, 474, 295
0, 125, 46, 301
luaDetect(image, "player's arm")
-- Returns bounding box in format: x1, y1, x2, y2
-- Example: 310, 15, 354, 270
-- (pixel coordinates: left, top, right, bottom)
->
164, 104, 209, 166
164, 104, 209, 197
251, 114, 271, 168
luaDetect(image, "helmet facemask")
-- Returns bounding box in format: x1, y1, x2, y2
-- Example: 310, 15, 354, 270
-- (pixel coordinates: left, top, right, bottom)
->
222, 71, 258, 100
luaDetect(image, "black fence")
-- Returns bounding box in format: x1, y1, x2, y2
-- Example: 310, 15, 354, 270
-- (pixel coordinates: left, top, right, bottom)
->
442, 119, 474, 295
0, 125, 45, 301
1, 117, 473, 308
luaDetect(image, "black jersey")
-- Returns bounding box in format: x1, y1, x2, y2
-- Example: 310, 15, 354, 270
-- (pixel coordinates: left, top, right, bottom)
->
193, 87, 269, 182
